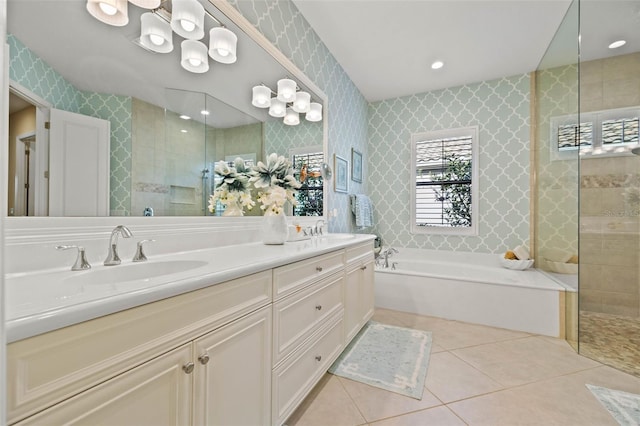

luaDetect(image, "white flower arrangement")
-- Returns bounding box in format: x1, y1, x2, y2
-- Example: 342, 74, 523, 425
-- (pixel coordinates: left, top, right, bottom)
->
250, 153, 302, 215
208, 158, 255, 214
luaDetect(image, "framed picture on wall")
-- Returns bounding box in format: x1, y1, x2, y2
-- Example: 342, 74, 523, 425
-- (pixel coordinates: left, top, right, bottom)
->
334, 154, 348, 193
351, 148, 362, 183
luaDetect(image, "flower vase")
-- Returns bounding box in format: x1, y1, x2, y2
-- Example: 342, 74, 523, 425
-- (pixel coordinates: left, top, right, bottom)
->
261, 211, 288, 245
222, 200, 244, 217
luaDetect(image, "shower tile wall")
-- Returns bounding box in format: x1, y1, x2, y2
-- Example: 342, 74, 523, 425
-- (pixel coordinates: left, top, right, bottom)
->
579, 52, 640, 318
368, 74, 531, 252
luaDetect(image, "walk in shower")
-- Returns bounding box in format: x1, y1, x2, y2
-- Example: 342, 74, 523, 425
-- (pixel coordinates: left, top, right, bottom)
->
535, 0, 640, 377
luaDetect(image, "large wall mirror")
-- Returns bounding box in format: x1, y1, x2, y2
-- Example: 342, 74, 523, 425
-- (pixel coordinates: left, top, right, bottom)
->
6, 0, 326, 218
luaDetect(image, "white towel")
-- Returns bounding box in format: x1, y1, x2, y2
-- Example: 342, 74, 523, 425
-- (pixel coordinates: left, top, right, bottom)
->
351, 194, 373, 229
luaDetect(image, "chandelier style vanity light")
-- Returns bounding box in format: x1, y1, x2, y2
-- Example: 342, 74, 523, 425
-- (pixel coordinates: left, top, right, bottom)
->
86, 0, 237, 74
251, 78, 323, 125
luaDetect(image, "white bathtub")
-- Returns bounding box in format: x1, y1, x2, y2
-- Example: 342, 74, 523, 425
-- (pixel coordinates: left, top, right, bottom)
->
374, 248, 566, 336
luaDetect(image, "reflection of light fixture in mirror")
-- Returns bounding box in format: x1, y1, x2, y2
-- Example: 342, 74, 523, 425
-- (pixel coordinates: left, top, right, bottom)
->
608, 40, 626, 49
86, 0, 128, 26
292, 91, 311, 113
268, 98, 286, 117
306, 102, 322, 122
201, 110, 210, 115
181, 40, 209, 73
208, 27, 237, 64
181, 129, 188, 133
129, 0, 161, 9
180, 114, 191, 120
431, 60, 444, 70
284, 108, 300, 126
252, 85, 272, 108
170, 0, 205, 40
277, 79, 297, 103
140, 12, 173, 53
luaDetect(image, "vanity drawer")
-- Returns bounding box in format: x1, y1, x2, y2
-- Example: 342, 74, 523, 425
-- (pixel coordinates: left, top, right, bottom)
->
273, 272, 344, 365
346, 241, 374, 265
7, 270, 272, 424
272, 313, 344, 426
273, 250, 344, 300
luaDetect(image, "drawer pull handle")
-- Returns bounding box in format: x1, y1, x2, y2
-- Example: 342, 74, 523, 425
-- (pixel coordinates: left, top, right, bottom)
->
315, 355, 322, 362
316, 305, 322, 311
361, 265, 367, 270
198, 354, 210, 365
182, 362, 195, 374
316, 266, 323, 272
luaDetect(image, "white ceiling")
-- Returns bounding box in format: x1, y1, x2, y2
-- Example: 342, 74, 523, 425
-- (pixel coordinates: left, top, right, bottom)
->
292, 0, 640, 103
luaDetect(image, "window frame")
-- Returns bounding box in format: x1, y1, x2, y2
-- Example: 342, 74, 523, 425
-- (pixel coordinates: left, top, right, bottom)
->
410, 126, 479, 236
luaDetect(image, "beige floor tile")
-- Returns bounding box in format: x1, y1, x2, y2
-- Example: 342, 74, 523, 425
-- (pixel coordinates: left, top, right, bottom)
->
429, 320, 530, 350
453, 336, 601, 387
369, 406, 466, 426
285, 374, 367, 426
425, 352, 504, 403
338, 377, 442, 423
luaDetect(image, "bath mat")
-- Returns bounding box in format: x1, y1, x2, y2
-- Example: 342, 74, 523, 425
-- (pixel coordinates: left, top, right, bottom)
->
587, 384, 640, 426
328, 321, 432, 399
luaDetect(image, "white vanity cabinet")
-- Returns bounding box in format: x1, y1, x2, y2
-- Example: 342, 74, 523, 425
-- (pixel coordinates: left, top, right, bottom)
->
344, 242, 376, 342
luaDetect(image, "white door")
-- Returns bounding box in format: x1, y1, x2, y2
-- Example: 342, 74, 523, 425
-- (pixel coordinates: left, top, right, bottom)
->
48, 108, 110, 216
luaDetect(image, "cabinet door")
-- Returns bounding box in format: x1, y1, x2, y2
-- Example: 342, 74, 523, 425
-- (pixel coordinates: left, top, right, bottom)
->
361, 259, 375, 322
193, 306, 272, 426
16, 344, 193, 426
344, 263, 363, 343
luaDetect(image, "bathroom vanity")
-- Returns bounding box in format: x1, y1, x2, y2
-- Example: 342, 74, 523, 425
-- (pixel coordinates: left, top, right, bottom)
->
6, 234, 375, 425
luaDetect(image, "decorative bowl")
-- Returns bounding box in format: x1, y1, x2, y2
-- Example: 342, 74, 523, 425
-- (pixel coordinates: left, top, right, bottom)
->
499, 257, 534, 270
545, 259, 578, 274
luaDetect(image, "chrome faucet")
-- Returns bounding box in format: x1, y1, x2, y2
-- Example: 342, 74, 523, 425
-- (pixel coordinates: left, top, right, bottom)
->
104, 225, 133, 266
381, 247, 399, 268
314, 219, 325, 236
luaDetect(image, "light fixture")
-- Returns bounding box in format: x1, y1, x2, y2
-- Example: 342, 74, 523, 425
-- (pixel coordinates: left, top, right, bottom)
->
181, 40, 209, 73
181, 129, 188, 133
179, 114, 191, 120
268, 98, 286, 117
292, 91, 311, 113
170, 0, 205, 40
209, 27, 237, 64
251, 85, 271, 108
201, 110, 210, 115
140, 12, 173, 53
305, 102, 322, 122
283, 107, 300, 126
277, 78, 297, 103
129, 0, 161, 9
86, 0, 128, 26
431, 60, 444, 70
608, 40, 626, 49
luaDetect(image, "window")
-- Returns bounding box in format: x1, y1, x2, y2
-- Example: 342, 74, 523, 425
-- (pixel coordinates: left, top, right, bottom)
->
411, 127, 479, 235
551, 106, 640, 160
291, 150, 324, 216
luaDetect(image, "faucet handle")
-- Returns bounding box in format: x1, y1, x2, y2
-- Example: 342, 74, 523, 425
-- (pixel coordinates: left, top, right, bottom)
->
56, 245, 91, 271
133, 239, 155, 262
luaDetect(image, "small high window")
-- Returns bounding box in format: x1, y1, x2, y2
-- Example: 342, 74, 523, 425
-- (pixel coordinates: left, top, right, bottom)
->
411, 127, 479, 235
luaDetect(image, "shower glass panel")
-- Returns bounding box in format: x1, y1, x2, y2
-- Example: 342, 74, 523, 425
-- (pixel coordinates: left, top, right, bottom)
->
534, 0, 579, 349
577, 0, 640, 377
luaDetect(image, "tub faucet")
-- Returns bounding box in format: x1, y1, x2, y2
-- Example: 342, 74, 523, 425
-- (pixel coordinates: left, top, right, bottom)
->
381, 247, 399, 268
104, 225, 133, 266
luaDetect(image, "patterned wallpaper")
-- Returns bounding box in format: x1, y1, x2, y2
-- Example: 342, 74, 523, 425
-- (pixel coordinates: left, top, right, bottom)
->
8, 34, 132, 215
368, 75, 531, 252
229, 0, 369, 233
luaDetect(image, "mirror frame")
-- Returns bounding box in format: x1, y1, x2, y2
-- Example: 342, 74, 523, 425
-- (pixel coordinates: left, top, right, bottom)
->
4, 0, 328, 227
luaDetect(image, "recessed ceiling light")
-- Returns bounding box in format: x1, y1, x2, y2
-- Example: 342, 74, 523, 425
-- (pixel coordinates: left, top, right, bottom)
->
608, 40, 626, 49
200, 110, 210, 115
431, 60, 444, 70
179, 114, 191, 120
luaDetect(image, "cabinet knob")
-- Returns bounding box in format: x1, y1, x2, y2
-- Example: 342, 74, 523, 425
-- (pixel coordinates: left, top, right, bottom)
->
360, 265, 367, 270
315, 355, 322, 362
315, 305, 322, 311
198, 354, 210, 365
316, 266, 323, 272
182, 362, 195, 374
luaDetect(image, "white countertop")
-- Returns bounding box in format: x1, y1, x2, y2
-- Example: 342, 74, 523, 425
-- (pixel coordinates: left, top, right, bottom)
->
6, 234, 375, 343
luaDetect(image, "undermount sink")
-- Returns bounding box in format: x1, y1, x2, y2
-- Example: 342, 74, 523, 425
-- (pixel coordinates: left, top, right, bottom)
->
319, 234, 357, 241
64, 260, 209, 286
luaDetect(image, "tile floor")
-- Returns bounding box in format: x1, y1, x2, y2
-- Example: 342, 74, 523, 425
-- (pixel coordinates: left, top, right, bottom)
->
285, 308, 640, 426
